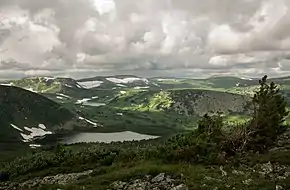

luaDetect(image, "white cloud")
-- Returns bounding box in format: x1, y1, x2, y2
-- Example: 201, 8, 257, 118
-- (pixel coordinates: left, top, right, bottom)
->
0, 0, 289, 79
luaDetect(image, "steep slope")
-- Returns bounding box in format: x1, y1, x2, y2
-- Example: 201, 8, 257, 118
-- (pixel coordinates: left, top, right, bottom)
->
0, 85, 95, 148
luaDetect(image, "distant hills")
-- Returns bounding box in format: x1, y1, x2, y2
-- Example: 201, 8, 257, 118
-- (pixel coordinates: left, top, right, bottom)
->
2, 74, 290, 149
109, 89, 248, 116
0, 75, 259, 92
4, 75, 290, 102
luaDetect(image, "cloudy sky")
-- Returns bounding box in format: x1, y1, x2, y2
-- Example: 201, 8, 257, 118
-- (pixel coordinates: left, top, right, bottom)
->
0, 0, 290, 79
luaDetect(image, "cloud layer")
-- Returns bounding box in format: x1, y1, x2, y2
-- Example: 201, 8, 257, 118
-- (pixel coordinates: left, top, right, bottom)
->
0, 0, 290, 79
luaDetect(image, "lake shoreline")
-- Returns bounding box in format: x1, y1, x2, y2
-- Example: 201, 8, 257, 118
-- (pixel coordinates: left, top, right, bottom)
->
60, 131, 160, 144
33, 130, 164, 148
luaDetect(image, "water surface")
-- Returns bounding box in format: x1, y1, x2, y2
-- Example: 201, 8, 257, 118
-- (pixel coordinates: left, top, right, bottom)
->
61, 131, 159, 144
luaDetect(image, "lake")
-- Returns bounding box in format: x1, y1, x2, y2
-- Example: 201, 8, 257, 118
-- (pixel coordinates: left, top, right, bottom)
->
61, 131, 159, 144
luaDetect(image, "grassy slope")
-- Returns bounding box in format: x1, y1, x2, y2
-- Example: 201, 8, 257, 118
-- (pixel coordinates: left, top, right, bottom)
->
4, 75, 290, 137
56, 88, 249, 136
3, 138, 290, 190
4, 77, 62, 93
109, 89, 248, 114
4, 75, 286, 138
33, 159, 290, 190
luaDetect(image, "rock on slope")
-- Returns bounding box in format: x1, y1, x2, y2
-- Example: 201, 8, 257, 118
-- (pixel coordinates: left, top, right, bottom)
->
0, 172, 188, 190
109, 173, 188, 190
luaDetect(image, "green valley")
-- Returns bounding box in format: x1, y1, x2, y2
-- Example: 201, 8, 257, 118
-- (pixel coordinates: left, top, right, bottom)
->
1, 75, 290, 190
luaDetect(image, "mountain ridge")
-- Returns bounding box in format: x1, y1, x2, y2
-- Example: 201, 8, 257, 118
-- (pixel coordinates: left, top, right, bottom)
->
0, 85, 100, 150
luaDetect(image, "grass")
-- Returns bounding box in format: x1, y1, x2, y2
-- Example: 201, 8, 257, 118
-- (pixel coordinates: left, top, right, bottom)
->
47, 87, 252, 136
13, 152, 290, 190
224, 115, 250, 125
7, 77, 62, 93
69, 104, 195, 135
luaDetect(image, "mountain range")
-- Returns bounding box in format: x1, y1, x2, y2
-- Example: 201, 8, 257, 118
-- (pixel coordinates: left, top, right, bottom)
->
1, 74, 290, 151
2, 74, 290, 189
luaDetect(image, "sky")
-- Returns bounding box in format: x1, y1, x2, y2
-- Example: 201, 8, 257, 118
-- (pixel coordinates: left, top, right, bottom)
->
0, 0, 290, 79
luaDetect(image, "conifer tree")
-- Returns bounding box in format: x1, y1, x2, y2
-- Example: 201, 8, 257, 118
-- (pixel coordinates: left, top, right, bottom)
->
248, 75, 289, 151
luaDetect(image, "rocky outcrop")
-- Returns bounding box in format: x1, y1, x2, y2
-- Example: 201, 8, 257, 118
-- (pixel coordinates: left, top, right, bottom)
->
276, 128, 290, 149
0, 172, 188, 190
270, 128, 290, 152
0, 170, 93, 190
254, 162, 290, 180
107, 173, 188, 190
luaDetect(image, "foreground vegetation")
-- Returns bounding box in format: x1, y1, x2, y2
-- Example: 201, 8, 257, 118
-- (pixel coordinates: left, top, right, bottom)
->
1, 75, 290, 189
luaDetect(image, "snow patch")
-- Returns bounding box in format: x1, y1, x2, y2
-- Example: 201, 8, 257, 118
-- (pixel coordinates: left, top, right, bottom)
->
64, 84, 73, 88
156, 78, 175, 81
76, 98, 92, 104
83, 102, 106, 107
10, 124, 23, 132
120, 91, 126, 94
240, 77, 253, 80
116, 84, 126, 87
38, 124, 46, 129
106, 77, 149, 84
1, 82, 14, 86
25, 88, 37, 93
133, 86, 149, 89
117, 113, 123, 116
21, 126, 52, 142
152, 82, 160, 87
78, 80, 103, 88
56, 93, 70, 98
29, 144, 41, 148
56, 96, 64, 100
43, 77, 55, 82
76, 96, 105, 107
79, 116, 97, 127
76, 83, 83, 88
76, 96, 98, 104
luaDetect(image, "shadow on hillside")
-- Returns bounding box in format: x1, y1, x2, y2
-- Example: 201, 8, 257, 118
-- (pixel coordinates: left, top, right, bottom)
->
75, 106, 196, 136
68, 104, 251, 136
